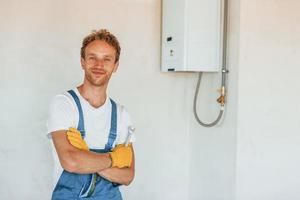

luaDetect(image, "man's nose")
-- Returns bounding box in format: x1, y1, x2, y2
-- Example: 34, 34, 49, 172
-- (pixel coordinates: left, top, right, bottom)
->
94, 58, 104, 67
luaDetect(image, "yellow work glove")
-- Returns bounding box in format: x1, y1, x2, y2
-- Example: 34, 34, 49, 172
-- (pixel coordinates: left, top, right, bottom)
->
109, 144, 133, 168
66, 128, 89, 151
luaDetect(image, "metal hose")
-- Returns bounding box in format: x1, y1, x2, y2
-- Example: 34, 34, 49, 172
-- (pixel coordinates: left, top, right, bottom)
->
193, 0, 228, 127
193, 72, 224, 127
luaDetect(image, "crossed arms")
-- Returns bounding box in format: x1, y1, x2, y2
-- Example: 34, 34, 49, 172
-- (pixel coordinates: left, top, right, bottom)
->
51, 130, 135, 186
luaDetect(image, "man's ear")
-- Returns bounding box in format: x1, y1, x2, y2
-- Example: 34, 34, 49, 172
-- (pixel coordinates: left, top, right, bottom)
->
113, 61, 119, 73
80, 57, 85, 69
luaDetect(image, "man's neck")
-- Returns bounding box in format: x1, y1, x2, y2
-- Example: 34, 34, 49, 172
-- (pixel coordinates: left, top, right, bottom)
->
77, 82, 108, 108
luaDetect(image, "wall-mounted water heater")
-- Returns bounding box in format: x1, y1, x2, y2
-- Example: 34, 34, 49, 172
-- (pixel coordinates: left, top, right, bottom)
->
161, 0, 225, 72
161, 0, 229, 127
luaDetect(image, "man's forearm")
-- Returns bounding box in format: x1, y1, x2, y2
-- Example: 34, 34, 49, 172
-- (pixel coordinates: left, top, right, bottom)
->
97, 167, 134, 186
64, 149, 112, 174
52, 131, 111, 174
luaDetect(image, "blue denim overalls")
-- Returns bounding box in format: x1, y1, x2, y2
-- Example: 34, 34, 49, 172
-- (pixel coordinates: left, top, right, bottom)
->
52, 90, 122, 200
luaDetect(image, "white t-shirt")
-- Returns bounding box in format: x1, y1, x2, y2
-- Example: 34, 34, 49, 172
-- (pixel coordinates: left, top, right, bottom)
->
46, 88, 135, 187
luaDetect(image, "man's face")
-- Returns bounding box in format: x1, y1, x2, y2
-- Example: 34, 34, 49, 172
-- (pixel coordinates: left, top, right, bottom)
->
81, 40, 119, 87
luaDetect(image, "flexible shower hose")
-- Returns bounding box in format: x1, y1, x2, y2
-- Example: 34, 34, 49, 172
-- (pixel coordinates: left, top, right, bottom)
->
193, 72, 224, 127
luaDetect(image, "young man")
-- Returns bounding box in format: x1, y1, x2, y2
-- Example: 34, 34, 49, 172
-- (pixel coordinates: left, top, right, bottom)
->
47, 29, 135, 199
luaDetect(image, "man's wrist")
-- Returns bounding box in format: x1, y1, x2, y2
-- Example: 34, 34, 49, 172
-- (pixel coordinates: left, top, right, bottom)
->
107, 153, 112, 168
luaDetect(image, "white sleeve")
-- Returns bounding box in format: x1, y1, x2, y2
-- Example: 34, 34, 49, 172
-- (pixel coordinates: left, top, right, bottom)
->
46, 94, 77, 139
116, 106, 136, 145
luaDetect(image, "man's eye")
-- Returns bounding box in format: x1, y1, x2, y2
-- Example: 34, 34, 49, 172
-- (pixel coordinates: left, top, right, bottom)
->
104, 58, 111, 62
88, 57, 95, 60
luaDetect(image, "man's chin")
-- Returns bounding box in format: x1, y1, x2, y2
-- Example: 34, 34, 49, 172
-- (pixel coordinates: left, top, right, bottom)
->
86, 76, 109, 87
91, 79, 108, 87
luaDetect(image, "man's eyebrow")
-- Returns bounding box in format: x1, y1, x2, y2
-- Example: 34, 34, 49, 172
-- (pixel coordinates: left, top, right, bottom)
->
104, 55, 114, 58
86, 53, 97, 57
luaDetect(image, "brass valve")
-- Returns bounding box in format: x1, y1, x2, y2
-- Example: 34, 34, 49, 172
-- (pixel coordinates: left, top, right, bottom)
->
217, 86, 226, 106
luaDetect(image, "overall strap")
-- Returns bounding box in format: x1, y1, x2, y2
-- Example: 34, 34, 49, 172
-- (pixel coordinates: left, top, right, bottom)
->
67, 90, 86, 138
105, 99, 117, 151
78, 98, 118, 198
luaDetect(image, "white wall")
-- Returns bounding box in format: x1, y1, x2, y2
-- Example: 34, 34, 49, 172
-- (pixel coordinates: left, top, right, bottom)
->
188, 0, 240, 199
236, 0, 300, 199
188, 0, 300, 199
1, 0, 300, 199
